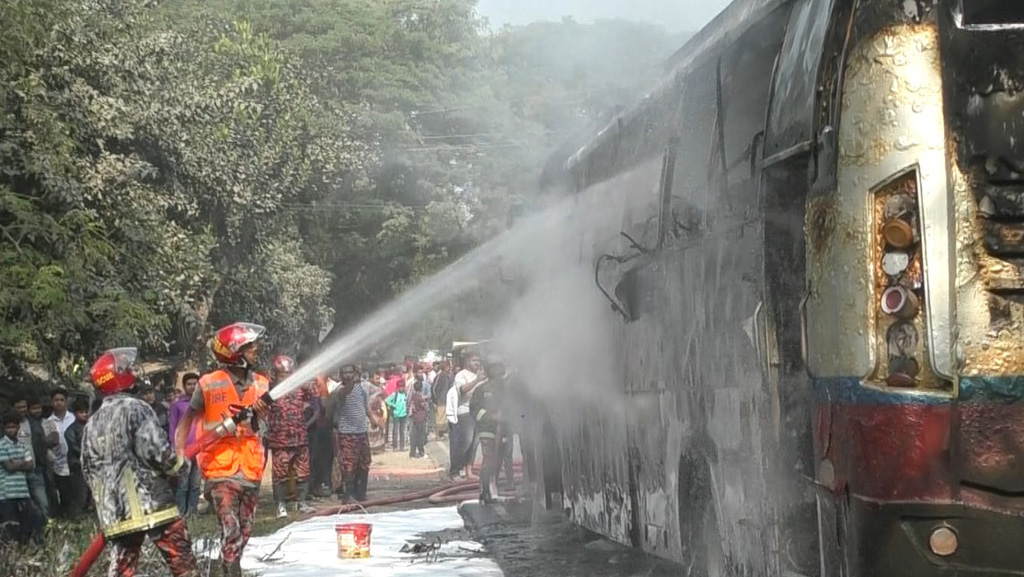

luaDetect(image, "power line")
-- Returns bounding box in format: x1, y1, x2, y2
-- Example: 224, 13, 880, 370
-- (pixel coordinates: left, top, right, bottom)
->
281, 202, 424, 208
395, 142, 531, 152
409, 92, 587, 116
416, 128, 565, 140
280, 204, 432, 213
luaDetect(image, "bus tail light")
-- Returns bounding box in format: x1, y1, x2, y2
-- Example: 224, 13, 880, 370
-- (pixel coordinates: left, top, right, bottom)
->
882, 219, 916, 249
873, 171, 929, 388
881, 286, 919, 319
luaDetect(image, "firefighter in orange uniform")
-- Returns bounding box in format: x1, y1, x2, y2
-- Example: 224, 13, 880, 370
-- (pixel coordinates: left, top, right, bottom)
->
173, 322, 271, 577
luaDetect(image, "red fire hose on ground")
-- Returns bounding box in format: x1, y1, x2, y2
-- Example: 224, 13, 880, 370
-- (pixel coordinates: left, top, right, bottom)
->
303, 479, 478, 518
427, 462, 524, 504
72, 533, 107, 577
305, 461, 525, 516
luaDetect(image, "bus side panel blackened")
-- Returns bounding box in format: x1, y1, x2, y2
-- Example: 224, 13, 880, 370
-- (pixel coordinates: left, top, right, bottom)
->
940, 0, 1024, 495
560, 405, 634, 546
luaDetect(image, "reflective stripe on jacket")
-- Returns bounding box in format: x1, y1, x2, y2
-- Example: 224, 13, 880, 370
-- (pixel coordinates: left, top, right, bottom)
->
82, 395, 183, 538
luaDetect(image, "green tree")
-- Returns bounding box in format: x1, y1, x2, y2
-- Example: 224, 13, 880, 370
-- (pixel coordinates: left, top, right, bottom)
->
0, 0, 371, 380
0, 0, 680, 384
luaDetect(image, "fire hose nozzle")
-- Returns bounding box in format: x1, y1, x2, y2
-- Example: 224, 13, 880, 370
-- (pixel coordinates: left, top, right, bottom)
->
214, 416, 239, 437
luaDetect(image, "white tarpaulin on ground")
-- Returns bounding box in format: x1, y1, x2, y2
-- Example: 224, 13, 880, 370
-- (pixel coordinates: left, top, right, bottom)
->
241, 506, 504, 576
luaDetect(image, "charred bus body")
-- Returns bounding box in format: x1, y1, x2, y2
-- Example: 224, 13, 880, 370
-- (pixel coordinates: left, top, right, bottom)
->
538, 1, 1024, 576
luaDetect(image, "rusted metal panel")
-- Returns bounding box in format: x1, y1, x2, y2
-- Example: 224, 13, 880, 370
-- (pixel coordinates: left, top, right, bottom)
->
815, 383, 954, 501
804, 192, 874, 378
941, 2, 1024, 378
806, 21, 957, 383
941, 0, 1024, 494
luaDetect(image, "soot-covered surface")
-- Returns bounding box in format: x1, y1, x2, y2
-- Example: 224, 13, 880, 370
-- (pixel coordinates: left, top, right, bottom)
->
459, 501, 684, 577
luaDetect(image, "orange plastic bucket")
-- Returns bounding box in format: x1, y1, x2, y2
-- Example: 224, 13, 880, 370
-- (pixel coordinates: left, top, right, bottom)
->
335, 522, 372, 559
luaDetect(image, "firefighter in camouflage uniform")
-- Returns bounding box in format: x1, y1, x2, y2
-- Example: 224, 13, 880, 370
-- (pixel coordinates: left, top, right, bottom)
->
471, 354, 509, 504
84, 347, 199, 577
174, 322, 271, 577
266, 354, 318, 518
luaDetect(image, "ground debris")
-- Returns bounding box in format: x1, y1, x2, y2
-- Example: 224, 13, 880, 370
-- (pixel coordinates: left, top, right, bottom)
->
258, 531, 292, 562
400, 536, 443, 562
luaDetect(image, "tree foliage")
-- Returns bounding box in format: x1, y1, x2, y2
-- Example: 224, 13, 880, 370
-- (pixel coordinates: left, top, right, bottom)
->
1, 0, 679, 384
0, 0, 369, 379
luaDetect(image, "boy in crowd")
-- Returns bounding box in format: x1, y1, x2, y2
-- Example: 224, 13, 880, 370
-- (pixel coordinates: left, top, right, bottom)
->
0, 411, 44, 546
385, 383, 408, 452
62, 398, 91, 519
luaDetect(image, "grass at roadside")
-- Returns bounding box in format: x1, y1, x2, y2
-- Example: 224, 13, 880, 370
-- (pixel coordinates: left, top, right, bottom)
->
0, 493, 294, 577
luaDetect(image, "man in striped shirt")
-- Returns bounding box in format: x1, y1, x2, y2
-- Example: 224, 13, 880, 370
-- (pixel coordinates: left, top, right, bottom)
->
0, 411, 44, 545
327, 364, 373, 503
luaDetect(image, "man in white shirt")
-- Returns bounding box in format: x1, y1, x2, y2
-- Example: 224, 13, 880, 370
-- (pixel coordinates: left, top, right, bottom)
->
45, 388, 76, 518
448, 355, 487, 479
444, 384, 460, 477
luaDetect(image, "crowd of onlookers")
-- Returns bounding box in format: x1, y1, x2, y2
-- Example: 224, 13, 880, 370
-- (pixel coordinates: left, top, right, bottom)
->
1, 388, 91, 545
305, 360, 455, 496
0, 351, 535, 545
163, 358, 463, 514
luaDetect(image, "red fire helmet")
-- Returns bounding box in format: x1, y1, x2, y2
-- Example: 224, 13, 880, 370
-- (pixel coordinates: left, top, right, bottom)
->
211, 322, 266, 366
90, 347, 141, 395
272, 354, 296, 377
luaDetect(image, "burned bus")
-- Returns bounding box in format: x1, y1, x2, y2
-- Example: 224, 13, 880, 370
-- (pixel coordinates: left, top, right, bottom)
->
537, 0, 1024, 576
